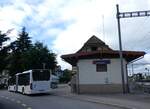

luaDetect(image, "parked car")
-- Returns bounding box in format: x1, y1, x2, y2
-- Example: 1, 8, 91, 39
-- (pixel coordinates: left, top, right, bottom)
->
50, 75, 59, 89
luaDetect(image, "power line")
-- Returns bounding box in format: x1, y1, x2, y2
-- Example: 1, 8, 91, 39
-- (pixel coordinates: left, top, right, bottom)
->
118, 10, 150, 18
116, 4, 150, 94
120, 12, 150, 50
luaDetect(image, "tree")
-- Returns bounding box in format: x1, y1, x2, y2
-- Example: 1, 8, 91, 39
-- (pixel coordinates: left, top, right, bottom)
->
7, 27, 57, 76
7, 27, 32, 76
0, 31, 9, 49
59, 69, 72, 83
0, 31, 10, 74
16, 27, 32, 52
28, 41, 57, 70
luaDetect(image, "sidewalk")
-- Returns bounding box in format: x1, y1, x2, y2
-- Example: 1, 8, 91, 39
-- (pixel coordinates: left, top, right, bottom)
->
52, 84, 150, 109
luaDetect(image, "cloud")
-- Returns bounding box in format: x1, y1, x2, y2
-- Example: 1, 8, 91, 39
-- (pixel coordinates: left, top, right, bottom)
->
52, 0, 114, 64
0, 0, 150, 70
0, 0, 34, 40
128, 53, 150, 74
52, 0, 150, 69
50, 0, 117, 69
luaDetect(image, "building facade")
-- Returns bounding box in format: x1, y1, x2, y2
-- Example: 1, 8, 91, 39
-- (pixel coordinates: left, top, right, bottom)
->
61, 35, 145, 94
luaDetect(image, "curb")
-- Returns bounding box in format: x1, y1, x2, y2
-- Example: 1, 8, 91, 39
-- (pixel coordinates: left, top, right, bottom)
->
80, 97, 136, 109
54, 94, 136, 109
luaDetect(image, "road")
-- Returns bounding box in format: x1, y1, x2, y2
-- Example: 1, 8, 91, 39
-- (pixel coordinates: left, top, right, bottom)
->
0, 90, 122, 109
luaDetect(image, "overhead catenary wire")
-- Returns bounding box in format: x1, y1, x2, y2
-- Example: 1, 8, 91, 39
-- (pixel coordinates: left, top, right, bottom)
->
124, 17, 150, 50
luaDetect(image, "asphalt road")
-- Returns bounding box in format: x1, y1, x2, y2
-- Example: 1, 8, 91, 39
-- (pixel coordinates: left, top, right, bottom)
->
0, 90, 122, 109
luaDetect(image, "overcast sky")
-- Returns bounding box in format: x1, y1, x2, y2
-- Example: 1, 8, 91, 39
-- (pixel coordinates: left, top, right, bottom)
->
0, 0, 150, 71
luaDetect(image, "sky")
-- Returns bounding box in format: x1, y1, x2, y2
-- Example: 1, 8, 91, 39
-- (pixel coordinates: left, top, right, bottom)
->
0, 0, 150, 73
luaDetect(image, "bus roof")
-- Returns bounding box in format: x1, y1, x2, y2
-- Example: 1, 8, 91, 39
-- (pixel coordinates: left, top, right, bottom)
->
16, 69, 51, 75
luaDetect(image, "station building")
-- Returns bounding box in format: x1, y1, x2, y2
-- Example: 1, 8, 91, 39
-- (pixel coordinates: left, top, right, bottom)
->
61, 35, 145, 94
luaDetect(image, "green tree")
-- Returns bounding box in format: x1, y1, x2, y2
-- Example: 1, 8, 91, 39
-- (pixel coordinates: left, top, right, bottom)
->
28, 41, 57, 70
0, 31, 10, 74
7, 27, 32, 76
7, 27, 57, 76
16, 27, 32, 52
59, 69, 72, 83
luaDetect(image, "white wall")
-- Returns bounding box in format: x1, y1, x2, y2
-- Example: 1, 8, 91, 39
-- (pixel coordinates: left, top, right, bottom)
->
77, 58, 127, 84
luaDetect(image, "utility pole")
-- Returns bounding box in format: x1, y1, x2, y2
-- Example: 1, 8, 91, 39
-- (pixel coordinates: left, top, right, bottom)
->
116, 4, 125, 93
116, 4, 150, 93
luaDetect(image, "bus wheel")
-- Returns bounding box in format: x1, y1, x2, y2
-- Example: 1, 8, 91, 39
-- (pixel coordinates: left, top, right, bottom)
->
22, 87, 25, 94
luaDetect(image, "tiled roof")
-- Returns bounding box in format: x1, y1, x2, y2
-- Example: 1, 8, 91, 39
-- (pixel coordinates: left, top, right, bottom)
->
77, 35, 112, 53
61, 35, 146, 65
61, 50, 145, 65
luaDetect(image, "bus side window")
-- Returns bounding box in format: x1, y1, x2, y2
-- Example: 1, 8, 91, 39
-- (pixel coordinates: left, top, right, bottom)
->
18, 73, 30, 86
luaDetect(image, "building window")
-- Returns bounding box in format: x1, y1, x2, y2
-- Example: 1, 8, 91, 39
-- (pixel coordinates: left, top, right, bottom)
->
96, 64, 107, 72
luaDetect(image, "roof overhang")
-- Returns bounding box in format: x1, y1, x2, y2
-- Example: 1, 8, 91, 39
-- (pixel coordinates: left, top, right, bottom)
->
61, 50, 146, 66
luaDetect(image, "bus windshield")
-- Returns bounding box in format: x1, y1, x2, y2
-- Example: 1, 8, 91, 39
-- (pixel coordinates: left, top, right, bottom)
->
32, 70, 50, 81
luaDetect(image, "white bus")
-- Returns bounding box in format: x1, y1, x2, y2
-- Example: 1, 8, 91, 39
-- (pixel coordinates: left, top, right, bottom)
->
8, 76, 17, 92
8, 69, 51, 94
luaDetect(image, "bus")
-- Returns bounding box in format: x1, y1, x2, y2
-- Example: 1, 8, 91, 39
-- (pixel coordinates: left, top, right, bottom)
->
8, 76, 17, 92
8, 69, 51, 94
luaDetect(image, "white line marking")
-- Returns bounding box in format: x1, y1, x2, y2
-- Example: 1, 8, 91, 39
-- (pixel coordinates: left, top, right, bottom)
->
17, 100, 21, 103
22, 103, 27, 107
27, 107, 32, 109
1, 96, 4, 98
